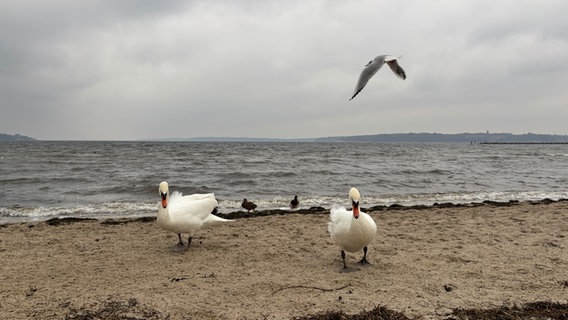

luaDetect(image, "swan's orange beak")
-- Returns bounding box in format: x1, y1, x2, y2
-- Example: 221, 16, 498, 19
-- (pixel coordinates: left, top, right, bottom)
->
161, 193, 167, 209
352, 201, 360, 219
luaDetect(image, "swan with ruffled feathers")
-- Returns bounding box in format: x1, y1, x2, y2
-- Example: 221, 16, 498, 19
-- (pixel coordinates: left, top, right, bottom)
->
328, 187, 377, 272
157, 181, 232, 249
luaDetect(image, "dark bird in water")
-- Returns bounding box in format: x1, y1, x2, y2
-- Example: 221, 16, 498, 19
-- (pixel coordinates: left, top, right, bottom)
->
290, 195, 299, 209
241, 198, 257, 212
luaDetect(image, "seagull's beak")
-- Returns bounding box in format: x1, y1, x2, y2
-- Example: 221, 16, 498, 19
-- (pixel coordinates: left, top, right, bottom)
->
352, 200, 360, 219
161, 192, 167, 209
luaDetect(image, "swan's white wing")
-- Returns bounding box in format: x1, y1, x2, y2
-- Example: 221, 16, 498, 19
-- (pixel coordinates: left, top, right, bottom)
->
170, 191, 213, 201
169, 193, 218, 225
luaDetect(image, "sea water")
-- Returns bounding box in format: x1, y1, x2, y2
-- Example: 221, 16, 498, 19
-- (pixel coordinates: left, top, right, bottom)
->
1, 141, 567, 224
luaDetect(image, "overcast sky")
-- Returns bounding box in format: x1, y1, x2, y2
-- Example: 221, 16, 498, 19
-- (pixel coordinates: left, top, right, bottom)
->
1, 0, 567, 140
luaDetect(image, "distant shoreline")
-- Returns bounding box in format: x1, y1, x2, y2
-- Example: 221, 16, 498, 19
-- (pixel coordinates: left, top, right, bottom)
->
4, 132, 568, 143
479, 142, 568, 145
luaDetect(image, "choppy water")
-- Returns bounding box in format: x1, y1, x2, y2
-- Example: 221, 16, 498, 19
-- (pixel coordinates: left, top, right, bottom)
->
1, 141, 567, 224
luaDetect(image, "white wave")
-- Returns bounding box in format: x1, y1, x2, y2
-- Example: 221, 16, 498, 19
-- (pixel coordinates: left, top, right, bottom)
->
213, 190, 568, 213
547, 153, 568, 157
3, 190, 568, 224
0, 202, 157, 224
371, 191, 568, 207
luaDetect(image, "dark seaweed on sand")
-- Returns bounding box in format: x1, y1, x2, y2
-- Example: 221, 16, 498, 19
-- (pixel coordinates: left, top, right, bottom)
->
294, 305, 412, 320
448, 301, 568, 320
41, 199, 567, 227
223, 206, 328, 219
64, 298, 166, 320
296, 302, 568, 320
61, 298, 568, 320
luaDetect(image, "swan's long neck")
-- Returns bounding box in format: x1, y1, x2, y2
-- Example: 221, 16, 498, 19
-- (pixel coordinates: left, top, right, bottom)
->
352, 203, 360, 219
161, 192, 168, 209
156, 205, 171, 229
349, 187, 361, 219
157, 190, 170, 224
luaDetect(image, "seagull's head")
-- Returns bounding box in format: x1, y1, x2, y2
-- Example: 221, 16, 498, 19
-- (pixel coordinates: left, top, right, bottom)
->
159, 181, 169, 209
349, 187, 361, 219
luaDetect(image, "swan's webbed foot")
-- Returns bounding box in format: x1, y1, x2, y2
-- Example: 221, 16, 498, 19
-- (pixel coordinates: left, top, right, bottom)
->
358, 247, 371, 266
339, 250, 359, 272
176, 234, 185, 247
340, 266, 359, 273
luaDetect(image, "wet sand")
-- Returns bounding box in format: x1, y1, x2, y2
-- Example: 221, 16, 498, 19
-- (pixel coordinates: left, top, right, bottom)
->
1, 200, 567, 319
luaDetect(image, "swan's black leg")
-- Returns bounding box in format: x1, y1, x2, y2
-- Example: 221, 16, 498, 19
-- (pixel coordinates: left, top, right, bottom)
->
176, 234, 185, 247
187, 236, 193, 248
358, 246, 370, 265
340, 250, 358, 273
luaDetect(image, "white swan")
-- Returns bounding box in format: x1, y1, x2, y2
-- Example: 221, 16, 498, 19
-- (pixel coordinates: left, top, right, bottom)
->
328, 187, 377, 271
157, 181, 232, 249
350, 55, 406, 100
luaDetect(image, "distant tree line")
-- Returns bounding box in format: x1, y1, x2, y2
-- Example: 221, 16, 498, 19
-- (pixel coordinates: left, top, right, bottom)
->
314, 132, 568, 143
0, 133, 35, 141
2, 132, 567, 143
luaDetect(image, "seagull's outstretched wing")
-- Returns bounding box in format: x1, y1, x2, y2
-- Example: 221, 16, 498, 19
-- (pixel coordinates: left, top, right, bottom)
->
350, 59, 382, 101
385, 57, 406, 80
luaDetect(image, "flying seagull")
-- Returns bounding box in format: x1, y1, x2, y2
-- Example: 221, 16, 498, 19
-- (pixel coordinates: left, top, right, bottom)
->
350, 55, 406, 100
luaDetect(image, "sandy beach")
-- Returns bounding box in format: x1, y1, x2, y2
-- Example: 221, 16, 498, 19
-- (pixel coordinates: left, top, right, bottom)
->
1, 200, 567, 319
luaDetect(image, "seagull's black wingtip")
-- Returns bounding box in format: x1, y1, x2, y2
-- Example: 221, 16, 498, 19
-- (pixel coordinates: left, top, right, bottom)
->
350, 92, 360, 100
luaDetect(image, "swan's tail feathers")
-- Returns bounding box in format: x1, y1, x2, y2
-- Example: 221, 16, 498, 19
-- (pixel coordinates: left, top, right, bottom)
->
327, 221, 335, 235
205, 214, 234, 225
328, 205, 344, 234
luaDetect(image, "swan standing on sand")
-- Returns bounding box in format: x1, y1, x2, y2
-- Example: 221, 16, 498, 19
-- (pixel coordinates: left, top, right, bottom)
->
157, 181, 232, 249
328, 187, 377, 272
350, 55, 406, 100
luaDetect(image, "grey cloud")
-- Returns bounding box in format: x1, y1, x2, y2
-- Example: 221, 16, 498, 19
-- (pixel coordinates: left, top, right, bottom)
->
1, 0, 567, 140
